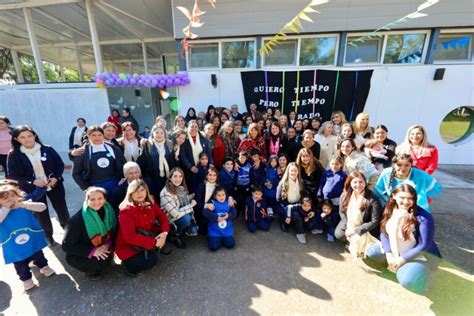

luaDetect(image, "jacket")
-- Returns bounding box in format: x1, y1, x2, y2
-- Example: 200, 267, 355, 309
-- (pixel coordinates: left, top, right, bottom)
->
219, 168, 236, 195
159, 187, 195, 222
265, 136, 288, 159
296, 141, 321, 160
203, 200, 236, 237
137, 141, 175, 183
237, 136, 267, 159
318, 170, 347, 200
339, 190, 382, 236
250, 163, 267, 188
180, 134, 213, 170
68, 126, 88, 150
409, 146, 438, 175
115, 203, 170, 260
209, 134, 226, 169
263, 166, 279, 198
244, 196, 268, 223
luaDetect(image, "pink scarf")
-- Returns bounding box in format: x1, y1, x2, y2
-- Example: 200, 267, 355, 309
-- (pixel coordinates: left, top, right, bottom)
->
269, 138, 280, 156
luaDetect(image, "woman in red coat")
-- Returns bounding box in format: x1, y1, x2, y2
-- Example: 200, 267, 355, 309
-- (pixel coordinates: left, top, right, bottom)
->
116, 179, 171, 276
237, 123, 267, 161
107, 110, 122, 137
203, 123, 225, 170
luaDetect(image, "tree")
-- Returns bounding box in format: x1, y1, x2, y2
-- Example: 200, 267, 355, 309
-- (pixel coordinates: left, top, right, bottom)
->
0, 47, 15, 79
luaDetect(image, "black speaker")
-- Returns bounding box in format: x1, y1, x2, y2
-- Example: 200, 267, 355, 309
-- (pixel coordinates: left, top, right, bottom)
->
135, 89, 141, 97
211, 74, 217, 87
433, 68, 445, 81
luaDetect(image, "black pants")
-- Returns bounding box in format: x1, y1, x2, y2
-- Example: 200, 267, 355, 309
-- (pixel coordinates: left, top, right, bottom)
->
122, 250, 158, 274
36, 182, 70, 238
66, 254, 112, 275
291, 212, 317, 234
14, 251, 48, 281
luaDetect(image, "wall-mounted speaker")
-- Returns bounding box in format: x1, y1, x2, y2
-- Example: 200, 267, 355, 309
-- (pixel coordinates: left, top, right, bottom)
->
211, 74, 217, 87
433, 68, 445, 81
134, 89, 141, 97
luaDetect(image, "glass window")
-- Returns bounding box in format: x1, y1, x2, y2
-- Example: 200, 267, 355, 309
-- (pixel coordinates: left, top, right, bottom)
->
222, 41, 255, 68
434, 34, 472, 62
165, 55, 180, 74
346, 37, 382, 64
189, 43, 219, 68
264, 39, 297, 66
300, 37, 337, 66
383, 33, 426, 64
439, 106, 473, 144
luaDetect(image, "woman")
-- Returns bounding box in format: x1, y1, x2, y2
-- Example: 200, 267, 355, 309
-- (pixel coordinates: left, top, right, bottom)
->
314, 121, 337, 168
396, 125, 439, 175
211, 115, 222, 134
171, 129, 187, 168
116, 179, 172, 276
220, 112, 230, 125
366, 184, 441, 293
237, 123, 267, 160
117, 122, 142, 162
72, 126, 126, 193
331, 111, 347, 135
137, 125, 174, 200
160, 168, 199, 248
339, 138, 379, 190
185, 107, 197, 122
203, 123, 225, 170
155, 115, 168, 130
311, 117, 322, 133
374, 153, 442, 212
68, 117, 88, 150
174, 115, 187, 131
294, 120, 304, 142
180, 120, 213, 192
296, 130, 321, 161
265, 122, 288, 159
288, 111, 296, 128
336, 123, 355, 149
205, 105, 217, 123
302, 119, 310, 131
219, 121, 241, 160
100, 122, 120, 148
365, 125, 397, 169
353, 112, 373, 149
7, 125, 70, 246
295, 148, 324, 203
107, 109, 121, 136
277, 153, 289, 177
62, 187, 116, 280
0, 115, 12, 174
278, 115, 288, 134
335, 171, 382, 258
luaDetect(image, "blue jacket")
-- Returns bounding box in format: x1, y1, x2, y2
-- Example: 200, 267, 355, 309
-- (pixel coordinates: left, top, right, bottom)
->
203, 200, 236, 237
7, 145, 64, 193
244, 196, 268, 223
289, 204, 317, 219
236, 161, 251, 186
250, 163, 267, 188
219, 169, 236, 195
381, 207, 441, 261
263, 167, 279, 198
317, 209, 341, 228
179, 134, 213, 170
318, 169, 347, 199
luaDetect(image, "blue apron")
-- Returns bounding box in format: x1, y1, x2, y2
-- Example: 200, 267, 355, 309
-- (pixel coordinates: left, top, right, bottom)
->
207, 201, 234, 237
89, 145, 119, 194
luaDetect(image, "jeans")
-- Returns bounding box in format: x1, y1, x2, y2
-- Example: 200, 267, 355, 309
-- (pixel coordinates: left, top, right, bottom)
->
246, 219, 271, 233
365, 243, 430, 293
208, 236, 235, 251
175, 214, 195, 236
14, 251, 48, 281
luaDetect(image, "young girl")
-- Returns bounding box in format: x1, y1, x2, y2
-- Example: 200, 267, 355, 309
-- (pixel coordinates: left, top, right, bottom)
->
287, 197, 318, 244
264, 155, 279, 217
366, 183, 441, 293
276, 162, 306, 232
249, 149, 266, 189
219, 157, 236, 196
234, 152, 252, 213
318, 156, 347, 207
312, 200, 341, 242
244, 186, 271, 233
364, 139, 388, 171
0, 184, 55, 291
195, 167, 220, 234
277, 153, 289, 178
331, 111, 347, 135
197, 152, 210, 181
203, 187, 236, 251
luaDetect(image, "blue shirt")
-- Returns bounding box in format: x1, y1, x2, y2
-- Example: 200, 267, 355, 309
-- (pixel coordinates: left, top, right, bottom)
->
203, 200, 236, 237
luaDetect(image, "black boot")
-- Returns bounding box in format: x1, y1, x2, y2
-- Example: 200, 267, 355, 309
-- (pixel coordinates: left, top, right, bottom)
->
172, 236, 186, 249
279, 222, 289, 233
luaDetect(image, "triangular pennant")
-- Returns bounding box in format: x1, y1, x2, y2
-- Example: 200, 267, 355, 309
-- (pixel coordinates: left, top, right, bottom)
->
176, 6, 192, 20
310, 0, 329, 5
304, 6, 318, 13
417, 0, 439, 12
448, 39, 457, 49
408, 12, 427, 19
299, 12, 314, 22
442, 41, 449, 49
293, 17, 302, 28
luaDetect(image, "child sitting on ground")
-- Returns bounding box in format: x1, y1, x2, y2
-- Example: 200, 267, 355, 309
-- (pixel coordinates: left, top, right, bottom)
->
203, 186, 236, 251
244, 185, 271, 233
363, 139, 388, 171
263, 155, 279, 218
312, 199, 341, 242
0, 183, 56, 291
318, 156, 347, 208
286, 197, 318, 244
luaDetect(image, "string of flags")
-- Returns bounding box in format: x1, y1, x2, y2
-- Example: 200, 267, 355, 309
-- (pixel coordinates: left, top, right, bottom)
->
435, 36, 470, 50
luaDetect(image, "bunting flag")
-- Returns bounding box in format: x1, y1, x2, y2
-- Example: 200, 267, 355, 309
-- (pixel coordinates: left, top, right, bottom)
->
435, 36, 471, 51
259, 0, 329, 57
241, 69, 373, 121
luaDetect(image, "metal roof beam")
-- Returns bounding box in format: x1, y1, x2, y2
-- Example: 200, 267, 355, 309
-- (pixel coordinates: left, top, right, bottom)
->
0, 0, 81, 11
10, 37, 176, 49
95, 2, 144, 40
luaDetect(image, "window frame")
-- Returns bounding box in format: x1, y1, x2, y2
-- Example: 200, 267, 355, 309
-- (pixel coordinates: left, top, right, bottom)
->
344, 33, 384, 65
433, 28, 474, 64
220, 38, 258, 70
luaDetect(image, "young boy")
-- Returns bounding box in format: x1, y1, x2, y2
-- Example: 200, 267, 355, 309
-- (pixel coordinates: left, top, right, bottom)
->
312, 199, 341, 242
244, 186, 271, 233
197, 152, 210, 181
249, 149, 266, 189
235, 152, 251, 214
286, 197, 318, 244
318, 156, 347, 208
219, 157, 236, 196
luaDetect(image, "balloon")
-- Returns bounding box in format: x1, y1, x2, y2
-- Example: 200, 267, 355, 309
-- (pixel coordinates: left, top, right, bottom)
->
166, 79, 173, 86
105, 79, 112, 86
133, 73, 139, 78
158, 82, 165, 89
137, 80, 144, 86
162, 75, 169, 81
159, 80, 166, 86
119, 73, 127, 80
151, 79, 158, 87
170, 99, 180, 111
130, 78, 137, 85
97, 82, 105, 89
127, 73, 132, 79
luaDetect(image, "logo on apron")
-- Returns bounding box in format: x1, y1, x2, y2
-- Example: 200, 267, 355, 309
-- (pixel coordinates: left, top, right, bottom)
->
15, 233, 30, 245
218, 220, 227, 229
97, 157, 110, 168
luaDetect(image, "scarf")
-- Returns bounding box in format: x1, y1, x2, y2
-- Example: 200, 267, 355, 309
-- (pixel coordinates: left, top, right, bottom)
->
123, 138, 140, 162
82, 202, 117, 247
269, 137, 280, 156
205, 182, 216, 203
174, 145, 181, 161
20, 143, 47, 181
188, 132, 203, 165
73, 126, 85, 147
153, 139, 170, 178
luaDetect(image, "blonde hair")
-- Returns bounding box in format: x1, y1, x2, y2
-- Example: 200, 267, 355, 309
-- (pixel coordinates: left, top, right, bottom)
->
0, 184, 25, 206
279, 162, 304, 199
331, 111, 347, 125
396, 124, 431, 155
353, 112, 371, 135
246, 123, 260, 138
119, 179, 154, 209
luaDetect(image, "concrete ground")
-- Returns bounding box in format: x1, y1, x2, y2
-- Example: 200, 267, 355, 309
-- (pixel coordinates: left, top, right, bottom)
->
0, 166, 473, 315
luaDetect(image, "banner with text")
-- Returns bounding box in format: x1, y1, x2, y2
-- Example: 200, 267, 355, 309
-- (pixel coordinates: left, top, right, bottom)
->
241, 69, 373, 121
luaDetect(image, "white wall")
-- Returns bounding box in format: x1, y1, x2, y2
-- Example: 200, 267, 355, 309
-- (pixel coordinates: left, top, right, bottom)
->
0, 83, 110, 157
178, 65, 474, 165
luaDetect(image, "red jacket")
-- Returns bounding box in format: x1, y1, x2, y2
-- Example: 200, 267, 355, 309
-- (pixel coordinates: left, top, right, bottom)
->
237, 136, 267, 160
107, 115, 122, 136
211, 134, 226, 170
115, 203, 170, 260
410, 146, 438, 175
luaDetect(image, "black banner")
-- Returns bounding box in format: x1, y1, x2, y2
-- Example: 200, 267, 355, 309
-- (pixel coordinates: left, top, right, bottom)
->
241, 69, 373, 121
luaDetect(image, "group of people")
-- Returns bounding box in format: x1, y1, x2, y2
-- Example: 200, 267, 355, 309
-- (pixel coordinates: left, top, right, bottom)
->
0, 104, 443, 294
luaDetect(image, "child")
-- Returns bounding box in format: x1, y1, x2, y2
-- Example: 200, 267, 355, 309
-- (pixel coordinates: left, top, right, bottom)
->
197, 152, 210, 181
203, 186, 236, 251
364, 139, 388, 171
194, 167, 219, 234
286, 197, 318, 244
312, 199, 341, 242
318, 156, 347, 208
234, 151, 251, 213
234, 120, 246, 141
219, 157, 236, 196
244, 186, 271, 233
263, 155, 279, 217
0, 184, 56, 291
249, 149, 266, 189
140, 126, 151, 139
276, 162, 305, 232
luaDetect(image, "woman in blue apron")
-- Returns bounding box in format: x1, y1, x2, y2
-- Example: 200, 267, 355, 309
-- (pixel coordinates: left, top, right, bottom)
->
72, 126, 126, 196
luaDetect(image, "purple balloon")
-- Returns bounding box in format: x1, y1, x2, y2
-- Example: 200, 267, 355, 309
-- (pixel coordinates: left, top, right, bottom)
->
158, 82, 165, 89
130, 78, 137, 85
166, 79, 173, 86
163, 75, 169, 81
173, 79, 181, 85
136, 81, 144, 87
105, 79, 112, 86
151, 79, 158, 87
159, 80, 166, 86
127, 73, 132, 79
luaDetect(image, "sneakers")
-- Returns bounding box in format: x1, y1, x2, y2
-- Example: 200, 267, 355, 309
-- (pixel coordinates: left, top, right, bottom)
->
327, 233, 335, 242
267, 207, 274, 217
185, 225, 198, 237
40, 266, 56, 277
311, 228, 323, 235
23, 279, 36, 292
296, 234, 307, 244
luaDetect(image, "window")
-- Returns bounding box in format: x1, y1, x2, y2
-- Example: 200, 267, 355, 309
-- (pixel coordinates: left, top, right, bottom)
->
222, 40, 255, 68
434, 34, 472, 62
383, 33, 427, 64
300, 36, 337, 66
346, 37, 382, 64
164, 55, 180, 74
264, 39, 297, 66
439, 106, 473, 144
189, 43, 218, 68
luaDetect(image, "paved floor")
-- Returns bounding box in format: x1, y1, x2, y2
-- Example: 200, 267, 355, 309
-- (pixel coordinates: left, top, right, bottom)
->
0, 168, 473, 315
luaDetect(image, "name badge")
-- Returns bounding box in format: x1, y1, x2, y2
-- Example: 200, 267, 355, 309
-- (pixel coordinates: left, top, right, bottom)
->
97, 157, 110, 168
